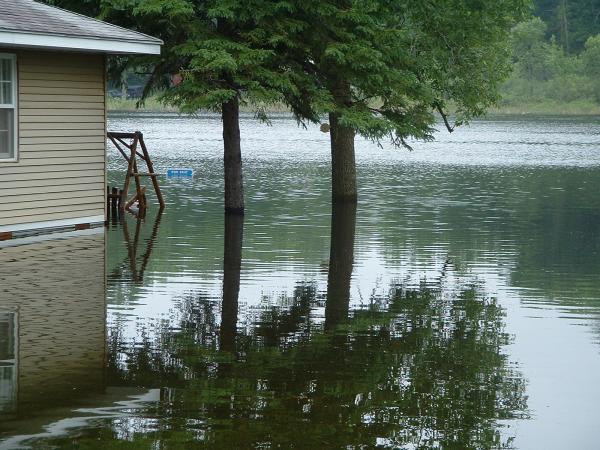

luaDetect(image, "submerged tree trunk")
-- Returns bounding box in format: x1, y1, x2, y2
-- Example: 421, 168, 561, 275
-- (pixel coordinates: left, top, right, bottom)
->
329, 112, 357, 202
329, 80, 357, 203
222, 96, 245, 214
325, 202, 357, 330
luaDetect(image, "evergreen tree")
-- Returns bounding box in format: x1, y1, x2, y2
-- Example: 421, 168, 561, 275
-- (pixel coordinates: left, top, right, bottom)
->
278, 0, 530, 201
127, 0, 305, 214
44, 0, 529, 205
58, 0, 299, 214
534, 0, 600, 52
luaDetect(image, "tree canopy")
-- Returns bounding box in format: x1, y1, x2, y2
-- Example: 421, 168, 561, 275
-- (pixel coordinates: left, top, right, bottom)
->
268, 0, 530, 199
283, 0, 531, 142
534, 0, 600, 52
45, 0, 530, 203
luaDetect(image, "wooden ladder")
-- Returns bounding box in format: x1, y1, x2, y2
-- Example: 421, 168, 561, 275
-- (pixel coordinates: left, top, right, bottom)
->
107, 131, 165, 214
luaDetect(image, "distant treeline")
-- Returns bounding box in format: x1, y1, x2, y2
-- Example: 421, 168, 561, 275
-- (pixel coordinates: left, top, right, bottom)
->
47, 0, 600, 114
499, 0, 600, 111
533, 0, 600, 53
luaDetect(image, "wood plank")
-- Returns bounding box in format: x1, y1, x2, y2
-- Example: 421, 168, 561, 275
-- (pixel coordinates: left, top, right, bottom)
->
0, 176, 105, 190
19, 87, 104, 96
19, 116, 105, 124
0, 170, 105, 183
19, 64, 103, 76
20, 129, 106, 138
19, 136, 105, 145
20, 101, 105, 109
2, 191, 104, 206
19, 80, 104, 90
5, 156, 105, 166
19, 142, 105, 151
0, 206, 103, 223
18, 62, 103, 75
0, 162, 104, 176
19, 121, 106, 130
19, 86, 104, 98
20, 150, 104, 159
19, 94, 105, 103
19, 108, 105, 116
18, 72, 103, 82
0, 184, 104, 197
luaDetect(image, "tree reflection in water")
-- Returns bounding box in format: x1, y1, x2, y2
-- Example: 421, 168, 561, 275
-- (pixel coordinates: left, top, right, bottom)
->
325, 202, 356, 331
220, 214, 244, 353
97, 205, 527, 450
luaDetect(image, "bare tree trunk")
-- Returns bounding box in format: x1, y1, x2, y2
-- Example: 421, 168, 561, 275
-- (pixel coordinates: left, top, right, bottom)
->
329, 80, 357, 202
559, 0, 569, 52
222, 96, 245, 214
325, 202, 357, 330
220, 214, 244, 352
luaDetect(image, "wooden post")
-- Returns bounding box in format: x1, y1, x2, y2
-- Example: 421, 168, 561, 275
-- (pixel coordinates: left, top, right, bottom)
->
121, 138, 136, 212
138, 132, 165, 209
130, 135, 143, 211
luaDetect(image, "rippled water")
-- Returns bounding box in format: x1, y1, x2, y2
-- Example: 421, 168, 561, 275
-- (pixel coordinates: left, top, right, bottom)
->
1, 113, 600, 449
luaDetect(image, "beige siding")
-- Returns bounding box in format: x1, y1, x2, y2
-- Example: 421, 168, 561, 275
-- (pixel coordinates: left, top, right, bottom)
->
0, 49, 106, 228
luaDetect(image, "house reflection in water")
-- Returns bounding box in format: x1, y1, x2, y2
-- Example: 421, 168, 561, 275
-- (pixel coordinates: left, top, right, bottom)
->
0, 230, 106, 425
0, 312, 16, 414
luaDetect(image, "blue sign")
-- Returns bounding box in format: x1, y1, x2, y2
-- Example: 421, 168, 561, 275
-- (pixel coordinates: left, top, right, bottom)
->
167, 168, 194, 178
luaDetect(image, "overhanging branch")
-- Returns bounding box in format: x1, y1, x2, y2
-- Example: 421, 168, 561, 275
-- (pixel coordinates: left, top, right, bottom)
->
435, 103, 454, 133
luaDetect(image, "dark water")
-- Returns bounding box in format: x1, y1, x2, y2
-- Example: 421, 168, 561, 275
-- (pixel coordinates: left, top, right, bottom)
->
1, 114, 600, 449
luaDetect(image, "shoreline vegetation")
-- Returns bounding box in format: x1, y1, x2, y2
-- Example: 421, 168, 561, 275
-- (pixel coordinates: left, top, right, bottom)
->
107, 97, 290, 114
107, 96, 600, 117
108, 7, 600, 120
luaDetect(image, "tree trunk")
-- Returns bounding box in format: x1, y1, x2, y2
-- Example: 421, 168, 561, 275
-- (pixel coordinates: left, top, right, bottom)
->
222, 96, 245, 214
329, 105, 357, 202
559, 0, 569, 52
325, 202, 357, 330
220, 213, 244, 353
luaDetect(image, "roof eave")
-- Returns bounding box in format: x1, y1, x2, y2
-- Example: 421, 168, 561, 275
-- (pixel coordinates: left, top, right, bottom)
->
0, 30, 162, 55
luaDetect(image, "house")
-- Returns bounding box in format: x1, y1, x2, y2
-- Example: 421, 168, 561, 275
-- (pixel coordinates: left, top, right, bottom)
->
0, 0, 161, 240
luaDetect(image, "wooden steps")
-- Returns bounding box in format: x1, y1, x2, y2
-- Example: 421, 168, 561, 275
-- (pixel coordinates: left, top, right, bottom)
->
107, 131, 165, 217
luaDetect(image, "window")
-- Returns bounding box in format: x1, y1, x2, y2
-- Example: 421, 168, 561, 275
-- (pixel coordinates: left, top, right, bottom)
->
0, 54, 17, 160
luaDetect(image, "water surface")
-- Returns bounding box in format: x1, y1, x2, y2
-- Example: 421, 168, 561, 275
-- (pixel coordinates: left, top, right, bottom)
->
1, 114, 600, 449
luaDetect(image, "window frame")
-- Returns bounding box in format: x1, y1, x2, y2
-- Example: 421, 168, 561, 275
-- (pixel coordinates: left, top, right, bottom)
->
0, 53, 18, 162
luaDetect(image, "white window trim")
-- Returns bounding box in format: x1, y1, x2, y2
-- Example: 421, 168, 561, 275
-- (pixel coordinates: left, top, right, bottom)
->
0, 53, 18, 163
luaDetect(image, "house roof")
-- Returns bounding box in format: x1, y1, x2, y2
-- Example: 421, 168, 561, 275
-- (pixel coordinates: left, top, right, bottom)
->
0, 0, 162, 54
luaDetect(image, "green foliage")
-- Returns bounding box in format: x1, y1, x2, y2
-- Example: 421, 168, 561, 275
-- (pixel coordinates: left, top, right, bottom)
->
111, 0, 299, 114
42, 0, 600, 115
582, 34, 600, 75
500, 14, 600, 107
534, 0, 600, 53
512, 18, 554, 81
46, 0, 529, 142
43, 0, 297, 114
276, 0, 530, 146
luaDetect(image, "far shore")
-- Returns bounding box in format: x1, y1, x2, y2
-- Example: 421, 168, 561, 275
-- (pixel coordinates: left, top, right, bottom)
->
107, 97, 600, 117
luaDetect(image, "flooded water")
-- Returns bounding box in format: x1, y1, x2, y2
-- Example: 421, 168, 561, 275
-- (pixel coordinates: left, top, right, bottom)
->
1, 113, 600, 449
